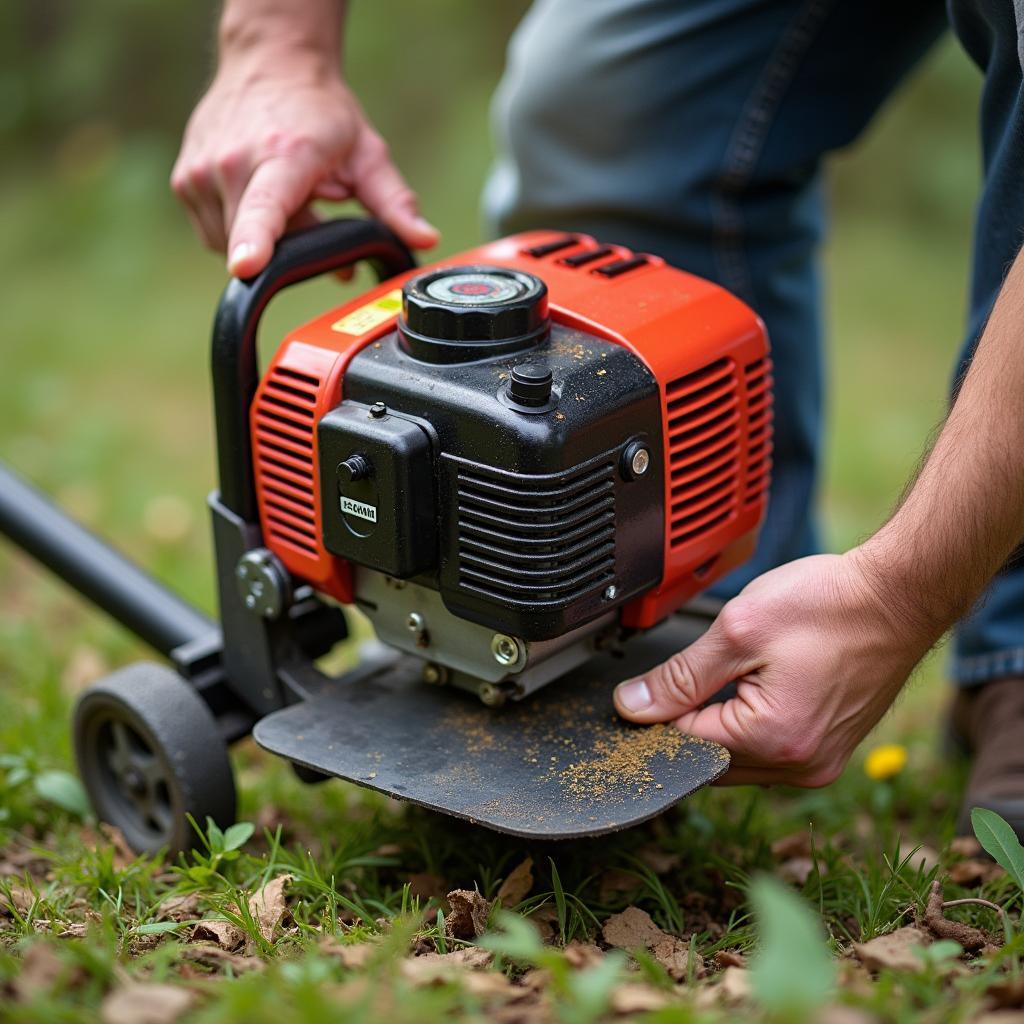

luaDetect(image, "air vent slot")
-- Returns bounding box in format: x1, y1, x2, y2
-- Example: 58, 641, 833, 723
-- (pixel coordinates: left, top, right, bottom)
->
744, 358, 774, 504
665, 358, 741, 548
454, 457, 616, 608
255, 366, 321, 556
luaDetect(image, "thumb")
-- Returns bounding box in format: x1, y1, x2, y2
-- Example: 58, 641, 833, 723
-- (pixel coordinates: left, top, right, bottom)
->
613, 617, 748, 724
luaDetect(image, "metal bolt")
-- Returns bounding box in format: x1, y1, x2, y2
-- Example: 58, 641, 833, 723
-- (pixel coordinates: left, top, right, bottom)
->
491, 634, 520, 667
603, 584, 619, 601
630, 447, 650, 477
478, 682, 508, 708
406, 612, 425, 634
422, 663, 448, 686
235, 548, 290, 619
369, 401, 388, 418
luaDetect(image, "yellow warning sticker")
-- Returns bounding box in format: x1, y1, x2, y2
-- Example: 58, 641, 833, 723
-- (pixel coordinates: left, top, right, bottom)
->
331, 289, 403, 336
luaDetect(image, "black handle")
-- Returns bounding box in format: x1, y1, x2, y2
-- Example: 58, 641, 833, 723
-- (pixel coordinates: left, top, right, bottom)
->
211, 218, 416, 521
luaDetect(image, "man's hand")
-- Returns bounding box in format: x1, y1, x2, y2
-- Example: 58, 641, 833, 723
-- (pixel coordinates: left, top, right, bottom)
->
614, 551, 938, 786
171, 19, 438, 278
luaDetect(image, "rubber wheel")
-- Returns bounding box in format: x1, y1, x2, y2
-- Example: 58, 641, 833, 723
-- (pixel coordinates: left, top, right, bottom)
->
73, 662, 236, 855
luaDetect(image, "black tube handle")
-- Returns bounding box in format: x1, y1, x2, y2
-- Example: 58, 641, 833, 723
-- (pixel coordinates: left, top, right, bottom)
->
211, 218, 416, 521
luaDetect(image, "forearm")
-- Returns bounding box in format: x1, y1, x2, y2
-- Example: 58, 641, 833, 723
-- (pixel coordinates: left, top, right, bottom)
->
859, 247, 1024, 637
218, 0, 346, 71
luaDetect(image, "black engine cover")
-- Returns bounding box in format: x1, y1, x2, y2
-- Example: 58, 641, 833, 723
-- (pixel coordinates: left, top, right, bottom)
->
318, 323, 664, 641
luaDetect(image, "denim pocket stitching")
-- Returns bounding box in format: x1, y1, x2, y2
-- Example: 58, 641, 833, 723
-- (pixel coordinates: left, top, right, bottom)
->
711, 0, 837, 306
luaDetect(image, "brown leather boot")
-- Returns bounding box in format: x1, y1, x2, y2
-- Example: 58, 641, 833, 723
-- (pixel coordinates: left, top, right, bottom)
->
951, 677, 1024, 839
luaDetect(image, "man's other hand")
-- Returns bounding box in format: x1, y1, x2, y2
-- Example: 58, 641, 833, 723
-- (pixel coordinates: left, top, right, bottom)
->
613, 552, 939, 786
171, 64, 439, 278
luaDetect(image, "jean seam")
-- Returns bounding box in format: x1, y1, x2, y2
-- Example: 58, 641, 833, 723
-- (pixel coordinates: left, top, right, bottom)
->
711, 0, 837, 307
952, 646, 1024, 684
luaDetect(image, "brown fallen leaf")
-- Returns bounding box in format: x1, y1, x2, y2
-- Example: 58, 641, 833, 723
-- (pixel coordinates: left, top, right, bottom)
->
636, 845, 680, 875
445, 889, 491, 940
408, 872, 449, 902
58, 922, 89, 939
853, 926, 931, 973
496, 857, 534, 907
11, 943, 66, 1002
948, 859, 1005, 887
771, 831, 812, 860
157, 893, 202, 923
713, 949, 747, 970
950, 836, 983, 858
717, 966, 751, 1003
922, 879, 989, 952
178, 945, 264, 974
601, 906, 667, 951
776, 856, 817, 887
598, 869, 641, 903
651, 935, 703, 981
0, 883, 35, 917
320, 935, 377, 969
98, 824, 137, 871
101, 983, 194, 1024
610, 984, 671, 1014
401, 949, 506, 996
563, 941, 605, 970
191, 918, 246, 951
248, 873, 294, 944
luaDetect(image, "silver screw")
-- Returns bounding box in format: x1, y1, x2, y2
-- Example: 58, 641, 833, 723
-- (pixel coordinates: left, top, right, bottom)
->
491, 634, 520, 667
406, 612, 425, 634
422, 663, 448, 686
630, 447, 650, 476
603, 584, 618, 601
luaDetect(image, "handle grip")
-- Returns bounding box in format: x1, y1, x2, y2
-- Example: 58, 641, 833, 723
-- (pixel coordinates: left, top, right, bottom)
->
210, 218, 416, 521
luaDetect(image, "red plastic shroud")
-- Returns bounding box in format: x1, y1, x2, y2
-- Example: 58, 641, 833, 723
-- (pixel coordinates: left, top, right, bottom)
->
250, 232, 772, 631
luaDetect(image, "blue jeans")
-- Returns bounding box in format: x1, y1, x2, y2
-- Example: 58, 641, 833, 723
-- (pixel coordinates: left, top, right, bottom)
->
484, 0, 1024, 687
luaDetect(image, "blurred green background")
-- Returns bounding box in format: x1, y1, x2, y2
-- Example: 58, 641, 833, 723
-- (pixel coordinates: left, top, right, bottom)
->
0, 3, 982, 765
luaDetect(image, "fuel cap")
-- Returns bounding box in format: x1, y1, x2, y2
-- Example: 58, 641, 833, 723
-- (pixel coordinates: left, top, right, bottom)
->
399, 265, 549, 363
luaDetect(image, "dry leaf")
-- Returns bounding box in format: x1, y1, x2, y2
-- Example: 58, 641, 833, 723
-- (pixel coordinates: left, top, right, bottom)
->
950, 835, 983, 858
528, 905, 559, 945
320, 936, 376, 969
853, 926, 931, 973
497, 858, 534, 907
248, 873, 294, 943
178, 945, 264, 974
610, 984, 670, 1013
970, 1015, 1024, 1024
651, 935, 703, 981
0, 883, 35, 917
601, 906, 667, 950
815, 1006, 878, 1024
98, 824, 136, 871
101, 983, 194, 1024
191, 918, 245, 951
713, 949, 747, 970
58, 922, 88, 939
598, 869, 641, 902
948, 859, 1004, 887
445, 889, 491, 940
11, 943, 65, 1001
157, 894, 202, 922
771, 831, 812, 860
636, 845, 680, 875
776, 856, 817, 886
563, 941, 605, 970
717, 966, 751, 1003
408, 873, 449, 902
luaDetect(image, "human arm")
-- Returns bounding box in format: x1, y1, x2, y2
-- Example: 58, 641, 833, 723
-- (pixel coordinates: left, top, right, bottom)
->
614, 248, 1024, 786
171, 0, 438, 278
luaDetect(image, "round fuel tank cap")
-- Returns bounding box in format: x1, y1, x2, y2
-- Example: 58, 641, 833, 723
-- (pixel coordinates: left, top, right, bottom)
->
399, 265, 550, 363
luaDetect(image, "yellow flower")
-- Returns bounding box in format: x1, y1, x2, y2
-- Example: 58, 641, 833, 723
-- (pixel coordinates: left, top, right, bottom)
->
864, 744, 908, 781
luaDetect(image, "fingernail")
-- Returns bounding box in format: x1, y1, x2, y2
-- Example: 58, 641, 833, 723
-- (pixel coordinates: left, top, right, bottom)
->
228, 243, 253, 272
413, 216, 439, 237
616, 678, 652, 713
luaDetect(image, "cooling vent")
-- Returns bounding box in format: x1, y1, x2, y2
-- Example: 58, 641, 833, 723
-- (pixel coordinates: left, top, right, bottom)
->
744, 358, 773, 504
665, 358, 741, 548
254, 366, 321, 556
454, 458, 616, 608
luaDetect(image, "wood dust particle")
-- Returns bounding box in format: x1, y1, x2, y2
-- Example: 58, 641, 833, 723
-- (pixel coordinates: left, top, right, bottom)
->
560, 724, 686, 800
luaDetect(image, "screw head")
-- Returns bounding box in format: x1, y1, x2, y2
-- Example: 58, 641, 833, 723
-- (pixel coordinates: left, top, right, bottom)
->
235, 548, 289, 619
406, 612, 426, 634
603, 584, 618, 601
422, 663, 447, 686
630, 447, 650, 476
491, 633, 520, 667
369, 401, 388, 418
478, 682, 508, 707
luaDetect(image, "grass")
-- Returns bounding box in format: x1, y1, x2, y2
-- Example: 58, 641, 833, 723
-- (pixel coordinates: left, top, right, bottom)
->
0, 22, 1012, 1024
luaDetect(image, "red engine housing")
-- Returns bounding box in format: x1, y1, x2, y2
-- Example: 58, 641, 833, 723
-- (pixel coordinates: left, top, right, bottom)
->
250, 232, 772, 630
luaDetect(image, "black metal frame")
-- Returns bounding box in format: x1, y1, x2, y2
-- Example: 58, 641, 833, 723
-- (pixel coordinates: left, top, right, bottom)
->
0, 218, 415, 736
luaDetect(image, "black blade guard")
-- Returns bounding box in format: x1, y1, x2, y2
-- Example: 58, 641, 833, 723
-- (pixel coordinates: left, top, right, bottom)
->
252, 613, 729, 839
